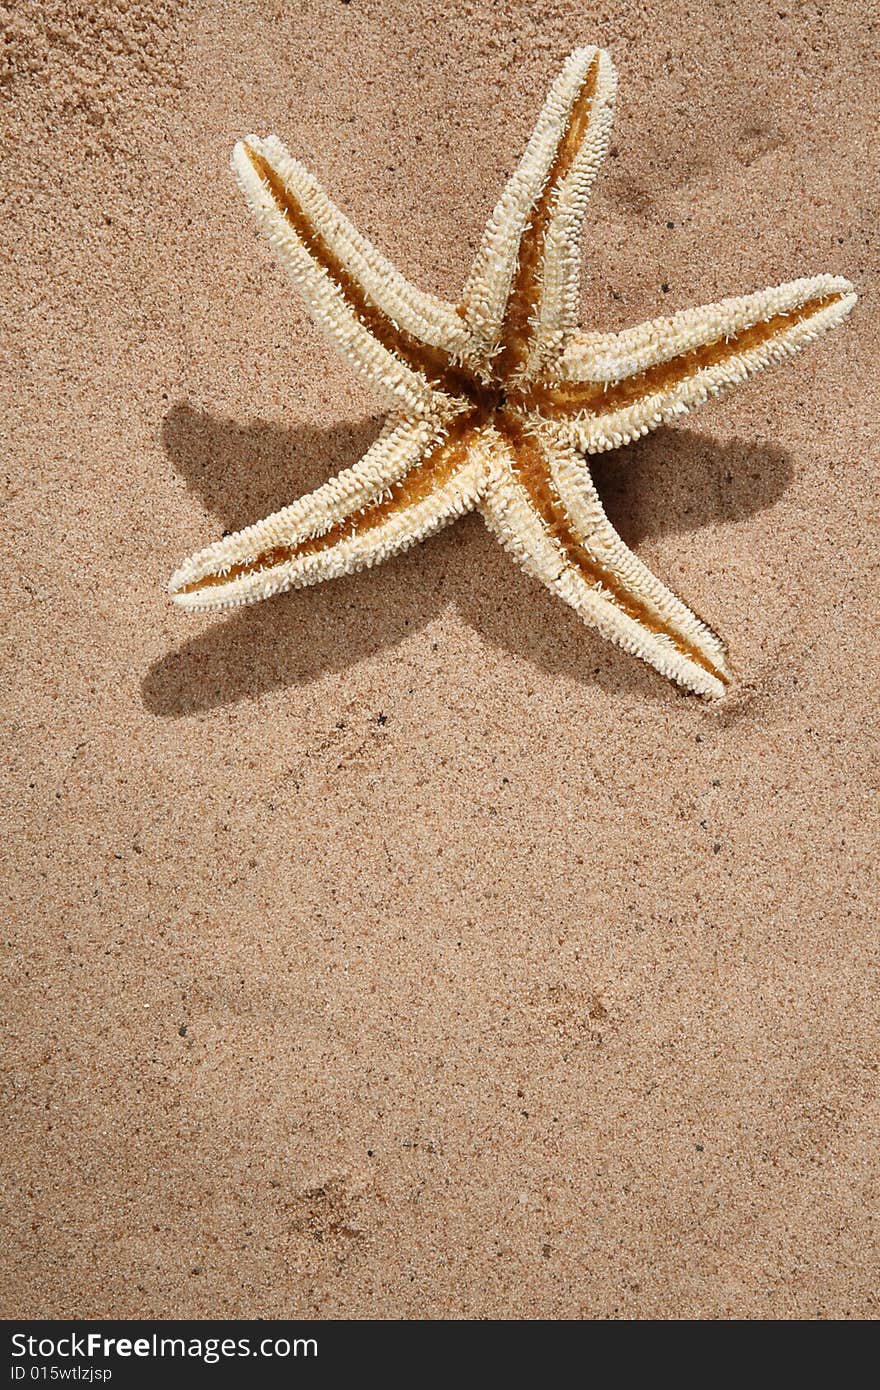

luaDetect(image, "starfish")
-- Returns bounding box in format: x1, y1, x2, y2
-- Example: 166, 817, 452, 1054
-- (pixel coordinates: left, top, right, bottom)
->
168, 47, 855, 698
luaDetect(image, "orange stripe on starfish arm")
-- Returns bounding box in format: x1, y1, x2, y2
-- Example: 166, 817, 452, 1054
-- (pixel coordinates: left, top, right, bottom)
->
458, 47, 616, 366
244, 135, 473, 362
491, 53, 603, 380
514, 280, 855, 451
492, 50, 618, 382
169, 411, 487, 611
522, 52, 617, 377
557, 274, 856, 384
233, 139, 474, 408
539, 428, 730, 684
479, 434, 727, 698
494, 418, 729, 691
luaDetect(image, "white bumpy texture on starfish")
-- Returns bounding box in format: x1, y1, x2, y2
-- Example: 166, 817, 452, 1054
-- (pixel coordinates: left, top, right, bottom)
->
169, 46, 856, 698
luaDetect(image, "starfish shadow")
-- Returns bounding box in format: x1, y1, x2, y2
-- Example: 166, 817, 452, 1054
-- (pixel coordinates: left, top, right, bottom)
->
143, 403, 794, 716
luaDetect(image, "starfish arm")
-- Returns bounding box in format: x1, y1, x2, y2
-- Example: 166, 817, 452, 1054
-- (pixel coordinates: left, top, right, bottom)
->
233, 139, 466, 413
242, 136, 472, 358
168, 407, 487, 612
480, 423, 729, 697
459, 47, 616, 373
525, 274, 856, 453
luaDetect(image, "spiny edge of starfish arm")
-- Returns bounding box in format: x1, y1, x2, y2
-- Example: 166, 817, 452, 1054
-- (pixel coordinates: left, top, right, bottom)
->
251, 134, 472, 359
540, 427, 730, 684
479, 429, 728, 699
525, 276, 856, 454
558, 274, 856, 381
519, 56, 617, 380
459, 46, 616, 365
168, 407, 487, 612
232, 138, 462, 414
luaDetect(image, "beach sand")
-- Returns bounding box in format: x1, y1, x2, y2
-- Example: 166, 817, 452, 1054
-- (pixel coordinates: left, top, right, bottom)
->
2, 0, 877, 1318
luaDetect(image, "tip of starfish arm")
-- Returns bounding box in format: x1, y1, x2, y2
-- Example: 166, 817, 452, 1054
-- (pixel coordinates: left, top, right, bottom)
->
168, 551, 233, 609
168, 545, 257, 610
168, 564, 248, 613
569, 45, 618, 99
811, 273, 857, 307
231, 138, 269, 207
567, 43, 614, 67
703, 663, 733, 702
231, 136, 262, 177
232, 135, 259, 158
167, 563, 196, 605
659, 630, 732, 700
